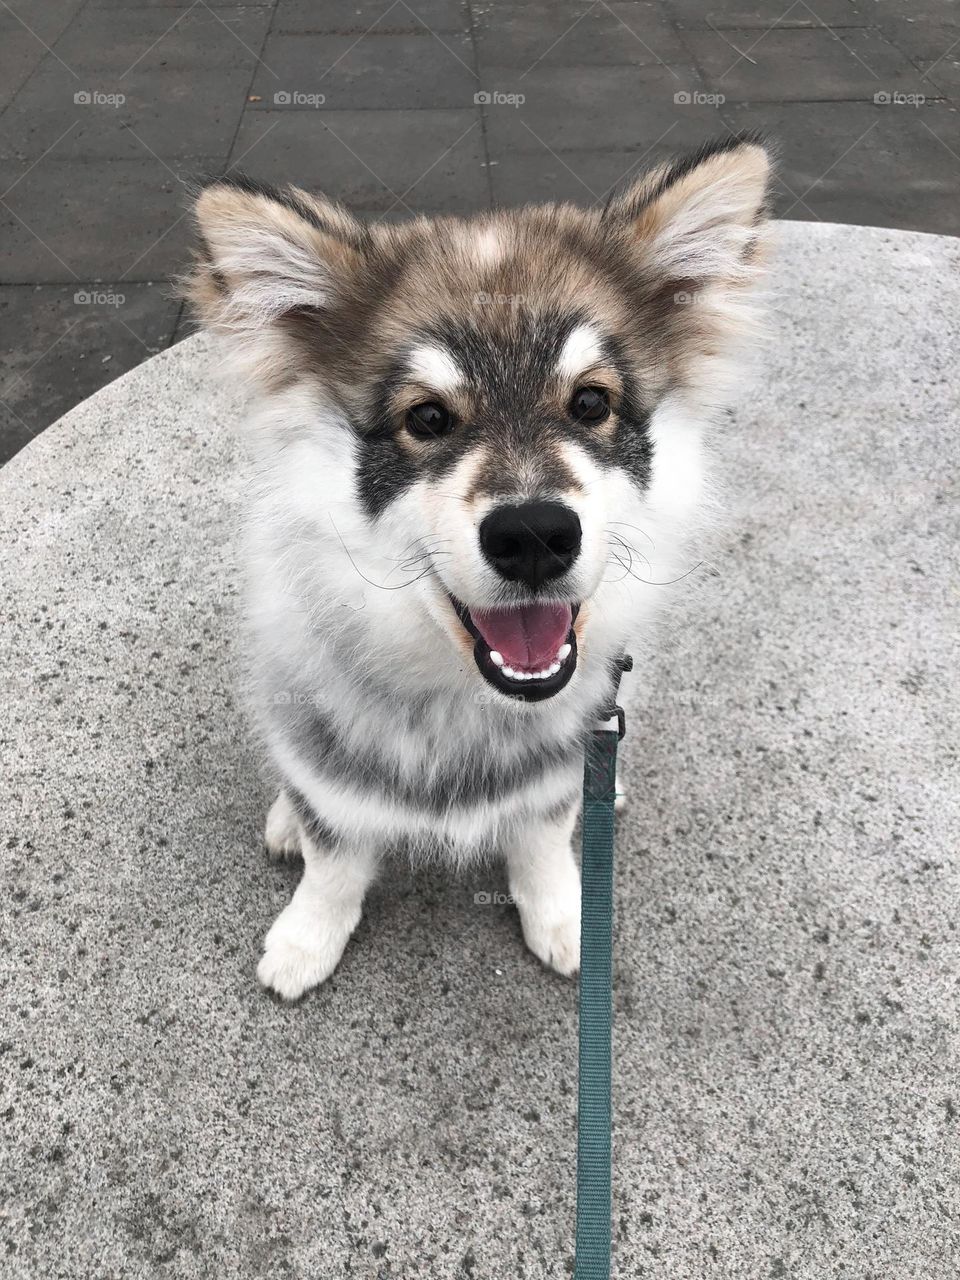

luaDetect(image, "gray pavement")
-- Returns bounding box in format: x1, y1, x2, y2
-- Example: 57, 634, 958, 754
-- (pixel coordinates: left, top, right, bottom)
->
1, 0, 960, 464
2, 221, 958, 1278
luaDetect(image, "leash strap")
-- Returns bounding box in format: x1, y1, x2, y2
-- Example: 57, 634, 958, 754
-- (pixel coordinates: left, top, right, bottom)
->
574, 661, 629, 1280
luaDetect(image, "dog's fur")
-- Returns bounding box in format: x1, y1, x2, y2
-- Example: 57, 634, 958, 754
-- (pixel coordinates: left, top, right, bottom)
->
185, 135, 774, 999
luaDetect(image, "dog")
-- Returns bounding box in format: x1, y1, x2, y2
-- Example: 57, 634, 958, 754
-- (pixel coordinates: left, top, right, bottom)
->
185, 133, 773, 1000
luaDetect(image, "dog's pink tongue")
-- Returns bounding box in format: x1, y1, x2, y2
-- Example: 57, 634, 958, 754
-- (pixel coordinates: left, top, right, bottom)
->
470, 602, 572, 670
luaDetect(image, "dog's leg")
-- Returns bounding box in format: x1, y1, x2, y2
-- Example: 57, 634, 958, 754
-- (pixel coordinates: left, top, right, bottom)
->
264, 789, 303, 861
505, 804, 581, 978
257, 831, 378, 1001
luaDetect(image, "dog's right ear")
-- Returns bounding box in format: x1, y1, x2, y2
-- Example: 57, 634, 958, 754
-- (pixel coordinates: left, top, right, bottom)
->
185, 175, 366, 339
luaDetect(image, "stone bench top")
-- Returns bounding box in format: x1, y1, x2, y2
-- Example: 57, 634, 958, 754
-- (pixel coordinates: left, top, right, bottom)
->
2, 222, 958, 1278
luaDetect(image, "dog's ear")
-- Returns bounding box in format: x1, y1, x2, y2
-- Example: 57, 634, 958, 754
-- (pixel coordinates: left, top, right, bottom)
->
604, 134, 773, 290
185, 175, 366, 338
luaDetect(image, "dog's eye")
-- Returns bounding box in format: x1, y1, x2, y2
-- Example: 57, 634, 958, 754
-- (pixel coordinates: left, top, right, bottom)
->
406, 401, 454, 439
569, 386, 610, 424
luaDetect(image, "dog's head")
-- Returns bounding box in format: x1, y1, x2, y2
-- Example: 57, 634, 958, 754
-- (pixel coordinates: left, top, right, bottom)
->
187, 136, 773, 706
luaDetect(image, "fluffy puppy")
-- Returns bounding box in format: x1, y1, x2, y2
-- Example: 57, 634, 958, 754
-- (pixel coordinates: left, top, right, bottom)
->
185, 134, 774, 1000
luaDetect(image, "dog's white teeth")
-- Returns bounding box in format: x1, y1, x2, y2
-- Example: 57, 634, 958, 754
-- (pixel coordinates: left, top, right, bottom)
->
558, 643, 572, 661
548, 662, 561, 676
502, 665, 517, 679
489, 650, 504, 667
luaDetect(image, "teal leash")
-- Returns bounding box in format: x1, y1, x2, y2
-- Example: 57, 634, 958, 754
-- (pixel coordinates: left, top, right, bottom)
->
574, 655, 631, 1280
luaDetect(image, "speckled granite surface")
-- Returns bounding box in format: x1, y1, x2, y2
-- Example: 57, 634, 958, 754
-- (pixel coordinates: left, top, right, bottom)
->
1, 222, 958, 1279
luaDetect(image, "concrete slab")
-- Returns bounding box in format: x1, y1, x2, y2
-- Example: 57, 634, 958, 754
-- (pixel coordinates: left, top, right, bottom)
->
271, 0, 470, 34
470, 2, 689, 68
0, 157, 213, 285
486, 142, 709, 206
685, 25, 932, 102
1, 221, 958, 1278
231, 109, 490, 213
0, 62, 262, 163
248, 31, 477, 110
477, 63, 710, 153
666, 0, 873, 28
51, 5, 274, 70
0, 0, 87, 109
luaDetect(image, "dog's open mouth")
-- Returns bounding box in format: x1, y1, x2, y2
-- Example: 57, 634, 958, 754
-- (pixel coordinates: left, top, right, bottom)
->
452, 597, 579, 702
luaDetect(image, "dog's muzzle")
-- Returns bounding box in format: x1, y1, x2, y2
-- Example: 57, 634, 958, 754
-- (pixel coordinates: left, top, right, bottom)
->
452, 597, 579, 702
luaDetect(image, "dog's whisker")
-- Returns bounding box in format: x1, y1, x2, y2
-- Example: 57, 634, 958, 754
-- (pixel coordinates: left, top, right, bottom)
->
607, 532, 653, 578
606, 520, 656, 551
611, 557, 706, 588
329, 516, 442, 591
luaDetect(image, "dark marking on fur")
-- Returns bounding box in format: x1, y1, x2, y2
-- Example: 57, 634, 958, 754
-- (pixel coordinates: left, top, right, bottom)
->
286, 702, 581, 814
354, 307, 656, 517
287, 786, 344, 849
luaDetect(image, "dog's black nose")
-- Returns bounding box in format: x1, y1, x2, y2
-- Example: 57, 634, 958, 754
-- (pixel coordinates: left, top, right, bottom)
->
479, 501, 582, 590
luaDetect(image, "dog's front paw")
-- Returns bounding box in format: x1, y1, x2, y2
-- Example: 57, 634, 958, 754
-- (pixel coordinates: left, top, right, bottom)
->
518, 891, 581, 978
264, 790, 302, 861
256, 901, 360, 1000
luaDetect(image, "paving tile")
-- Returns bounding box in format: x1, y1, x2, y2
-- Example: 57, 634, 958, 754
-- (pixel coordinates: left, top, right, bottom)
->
472, 2, 687, 68
0, 0, 88, 46
90, 0, 268, 6
721, 99, 960, 235
0, 282, 181, 465
863, 0, 960, 24
666, 0, 873, 29
878, 20, 960, 97
479, 63, 718, 153
230, 109, 488, 212
474, 0, 662, 12
488, 141, 707, 206
685, 26, 932, 102
272, 0, 469, 34
51, 5, 273, 71
248, 31, 476, 109
0, 30, 49, 110
0, 157, 215, 284
0, 0, 87, 108
1, 61, 256, 162
915, 55, 960, 100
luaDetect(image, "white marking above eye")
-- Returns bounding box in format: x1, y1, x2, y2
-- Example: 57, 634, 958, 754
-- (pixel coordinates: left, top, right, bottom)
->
407, 344, 463, 393
556, 323, 603, 381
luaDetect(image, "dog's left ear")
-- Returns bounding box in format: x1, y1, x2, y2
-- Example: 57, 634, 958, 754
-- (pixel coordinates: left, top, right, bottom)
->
604, 134, 774, 291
